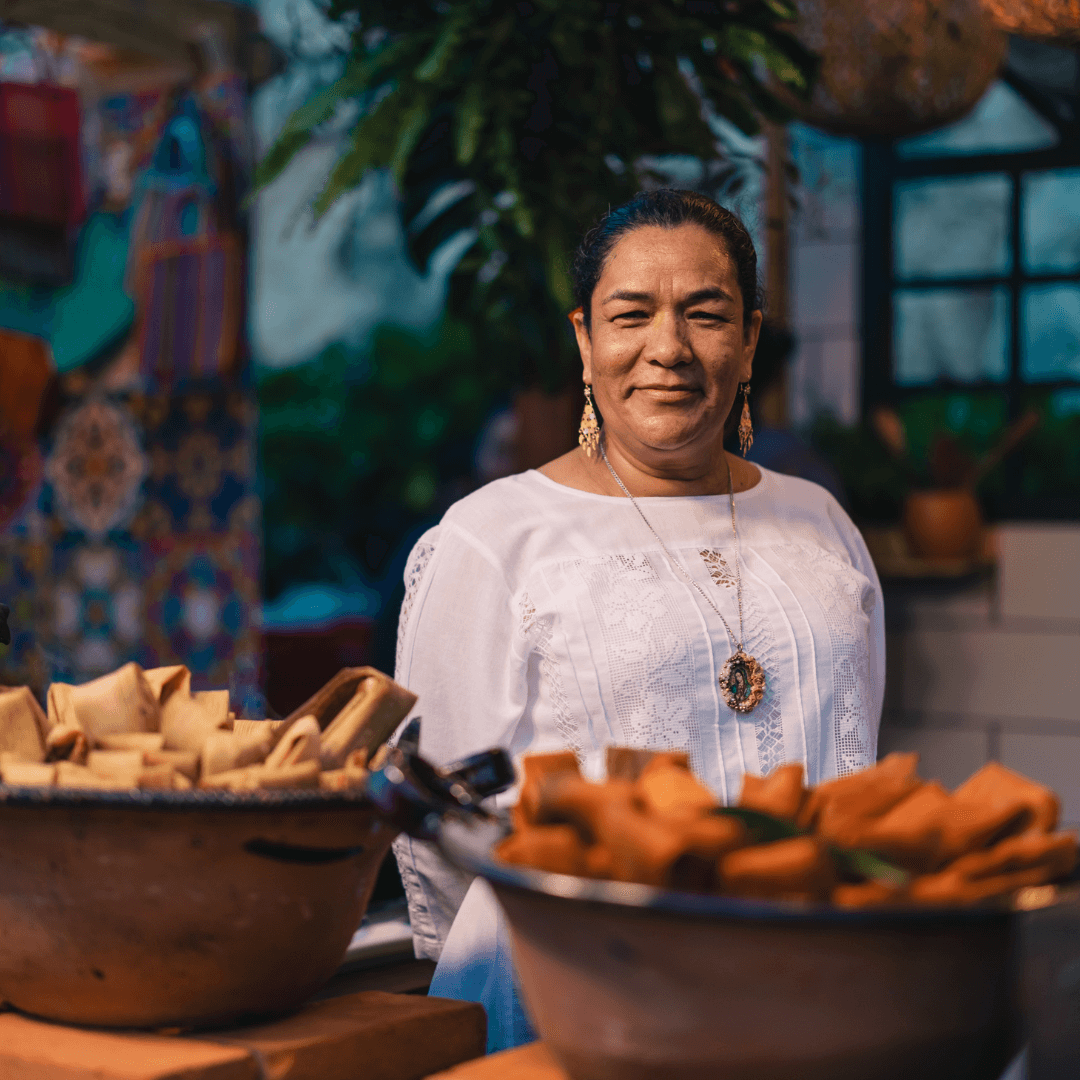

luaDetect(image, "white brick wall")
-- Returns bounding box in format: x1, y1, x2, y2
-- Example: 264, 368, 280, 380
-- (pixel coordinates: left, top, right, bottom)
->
880, 524, 1080, 826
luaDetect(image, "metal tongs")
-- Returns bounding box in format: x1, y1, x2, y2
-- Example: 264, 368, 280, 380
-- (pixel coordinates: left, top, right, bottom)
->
363, 717, 515, 840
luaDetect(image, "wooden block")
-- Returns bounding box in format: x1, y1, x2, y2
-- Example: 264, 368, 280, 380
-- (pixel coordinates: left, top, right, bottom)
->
0, 1012, 257, 1080
425, 1043, 567, 1080
204, 991, 486, 1080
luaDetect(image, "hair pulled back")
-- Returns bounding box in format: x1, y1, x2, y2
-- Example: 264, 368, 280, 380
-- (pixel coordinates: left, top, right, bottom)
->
571, 189, 762, 328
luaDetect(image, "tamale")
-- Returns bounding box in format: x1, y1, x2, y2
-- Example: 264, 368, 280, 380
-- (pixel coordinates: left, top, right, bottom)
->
47, 663, 160, 741
318, 669, 417, 769
201, 729, 273, 778
738, 763, 807, 822
265, 715, 320, 770
0, 686, 49, 762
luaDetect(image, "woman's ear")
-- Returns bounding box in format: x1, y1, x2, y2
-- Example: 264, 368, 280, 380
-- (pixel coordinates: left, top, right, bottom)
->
741, 309, 764, 382
570, 306, 593, 383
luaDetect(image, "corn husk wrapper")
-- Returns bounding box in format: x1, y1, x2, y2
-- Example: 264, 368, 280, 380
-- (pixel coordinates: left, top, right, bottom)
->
266, 715, 320, 770
233, 718, 285, 742
0, 758, 55, 786
47, 663, 160, 742
45, 725, 88, 765
55, 761, 134, 790
161, 669, 231, 752
201, 729, 272, 778
97, 732, 166, 753
319, 750, 370, 792
144, 665, 188, 705
319, 670, 417, 770
144, 749, 200, 781
200, 759, 320, 792
87, 750, 145, 784
0, 686, 50, 763
138, 763, 190, 790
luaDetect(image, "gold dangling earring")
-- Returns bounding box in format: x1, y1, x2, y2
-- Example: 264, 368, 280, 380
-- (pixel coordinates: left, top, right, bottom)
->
578, 384, 600, 458
738, 382, 754, 457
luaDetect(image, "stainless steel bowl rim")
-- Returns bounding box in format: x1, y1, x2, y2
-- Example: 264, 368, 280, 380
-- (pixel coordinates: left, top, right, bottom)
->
438, 816, 1057, 926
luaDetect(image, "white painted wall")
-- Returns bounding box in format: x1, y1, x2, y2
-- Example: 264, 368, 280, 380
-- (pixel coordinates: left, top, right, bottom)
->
879, 524, 1080, 825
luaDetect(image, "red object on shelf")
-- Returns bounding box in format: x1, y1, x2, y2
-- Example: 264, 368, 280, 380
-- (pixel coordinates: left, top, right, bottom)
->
0, 82, 86, 228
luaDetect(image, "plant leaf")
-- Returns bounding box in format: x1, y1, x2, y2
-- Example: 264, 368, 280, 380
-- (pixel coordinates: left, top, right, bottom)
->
712, 807, 802, 845
832, 848, 911, 889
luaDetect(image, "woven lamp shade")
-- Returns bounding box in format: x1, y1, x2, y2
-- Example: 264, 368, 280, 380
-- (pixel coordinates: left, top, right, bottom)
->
981, 1, 1080, 43
785, 0, 1008, 137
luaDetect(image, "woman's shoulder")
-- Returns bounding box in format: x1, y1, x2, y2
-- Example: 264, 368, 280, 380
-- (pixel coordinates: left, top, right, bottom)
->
752, 468, 872, 569
425, 471, 574, 566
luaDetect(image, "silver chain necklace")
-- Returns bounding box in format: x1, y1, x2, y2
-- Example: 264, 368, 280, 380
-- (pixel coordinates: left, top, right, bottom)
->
599, 438, 767, 713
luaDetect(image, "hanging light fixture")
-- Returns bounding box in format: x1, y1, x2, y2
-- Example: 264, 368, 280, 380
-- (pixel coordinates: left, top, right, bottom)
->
784, 0, 1008, 137
980, 1, 1080, 44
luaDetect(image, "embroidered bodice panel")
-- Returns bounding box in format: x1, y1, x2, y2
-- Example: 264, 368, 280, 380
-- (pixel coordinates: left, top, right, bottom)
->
394, 467, 884, 802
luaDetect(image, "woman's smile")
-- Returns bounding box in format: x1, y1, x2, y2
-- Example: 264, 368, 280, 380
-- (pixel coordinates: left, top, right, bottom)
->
633, 385, 701, 402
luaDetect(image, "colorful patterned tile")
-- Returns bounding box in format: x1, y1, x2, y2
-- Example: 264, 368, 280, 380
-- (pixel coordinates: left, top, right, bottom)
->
141, 531, 260, 698
132, 390, 255, 538
41, 536, 145, 683
0, 535, 48, 691
44, 397, 148, 540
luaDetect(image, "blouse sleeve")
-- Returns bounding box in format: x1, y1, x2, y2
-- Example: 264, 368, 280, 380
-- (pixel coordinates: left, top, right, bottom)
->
826, 497, 887, 759
391, 522, 530, 960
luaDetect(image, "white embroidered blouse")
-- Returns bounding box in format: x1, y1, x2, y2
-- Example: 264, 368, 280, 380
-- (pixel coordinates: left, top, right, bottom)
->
392, 465, 885, 972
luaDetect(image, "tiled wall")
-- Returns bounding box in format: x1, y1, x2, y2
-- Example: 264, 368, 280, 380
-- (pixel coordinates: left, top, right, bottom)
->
878, 525, 1080, 826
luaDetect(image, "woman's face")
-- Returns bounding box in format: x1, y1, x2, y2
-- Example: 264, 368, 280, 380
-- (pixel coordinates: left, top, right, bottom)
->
573, 224, 762, 463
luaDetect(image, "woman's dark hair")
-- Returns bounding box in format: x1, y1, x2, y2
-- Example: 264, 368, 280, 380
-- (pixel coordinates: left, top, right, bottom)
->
571, 189, 763, 329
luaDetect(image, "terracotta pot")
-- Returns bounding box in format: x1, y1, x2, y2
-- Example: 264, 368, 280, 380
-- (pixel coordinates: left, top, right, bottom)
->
0, 788, 397, 1029
441, 818, 1033, 1080
903, 488, 984, 560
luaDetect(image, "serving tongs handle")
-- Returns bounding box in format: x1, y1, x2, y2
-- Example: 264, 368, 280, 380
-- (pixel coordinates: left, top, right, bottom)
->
364, 719, 514, 840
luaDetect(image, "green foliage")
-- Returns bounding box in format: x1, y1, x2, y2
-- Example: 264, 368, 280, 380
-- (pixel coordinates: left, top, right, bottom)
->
258, 0, 817, 391
258, 319, 498, 598
809, 416, 912, 526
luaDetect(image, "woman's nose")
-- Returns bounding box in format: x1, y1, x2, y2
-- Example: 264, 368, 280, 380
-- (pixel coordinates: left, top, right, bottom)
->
644, 311, 690, 366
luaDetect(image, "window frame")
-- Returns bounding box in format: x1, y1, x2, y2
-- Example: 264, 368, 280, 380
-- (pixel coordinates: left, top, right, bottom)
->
861, 70, 1080, 519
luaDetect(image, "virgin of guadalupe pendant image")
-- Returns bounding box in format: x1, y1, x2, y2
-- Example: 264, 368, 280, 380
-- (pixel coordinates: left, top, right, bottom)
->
719, 650, 766, 713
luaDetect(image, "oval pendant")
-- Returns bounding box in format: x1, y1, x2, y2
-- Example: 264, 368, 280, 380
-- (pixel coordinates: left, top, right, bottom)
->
719, 650, 766, 713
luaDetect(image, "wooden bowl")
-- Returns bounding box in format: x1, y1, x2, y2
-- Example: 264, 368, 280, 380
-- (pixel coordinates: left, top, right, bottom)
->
0, 785, 397, 1029
440, 818, 1041, 1080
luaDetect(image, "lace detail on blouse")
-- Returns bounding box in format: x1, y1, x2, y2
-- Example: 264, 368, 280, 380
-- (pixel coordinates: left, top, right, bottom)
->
740, 584, 787, 775
397, 541, 437, 677
520, 591, 583, 756
777, 542, 875, 776
580, 554, 703, 777
700, 549, 736, 588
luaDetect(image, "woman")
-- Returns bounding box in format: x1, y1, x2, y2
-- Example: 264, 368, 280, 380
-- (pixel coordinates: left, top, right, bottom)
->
393, 189, 884, 1050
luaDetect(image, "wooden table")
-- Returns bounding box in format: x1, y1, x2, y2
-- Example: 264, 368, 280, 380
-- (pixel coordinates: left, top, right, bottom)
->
0, 989, 484, 1080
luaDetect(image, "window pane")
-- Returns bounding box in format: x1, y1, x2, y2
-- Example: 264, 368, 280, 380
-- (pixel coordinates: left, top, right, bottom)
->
894, 175, 1012, 280
1022, 284, 1080, 381
893, 288, 1010, 385
896, 82, 1059, 159
1023, 169, 1080, 274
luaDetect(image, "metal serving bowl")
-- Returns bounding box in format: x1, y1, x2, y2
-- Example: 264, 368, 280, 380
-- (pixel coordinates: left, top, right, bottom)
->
440, 817, 1076, 1080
